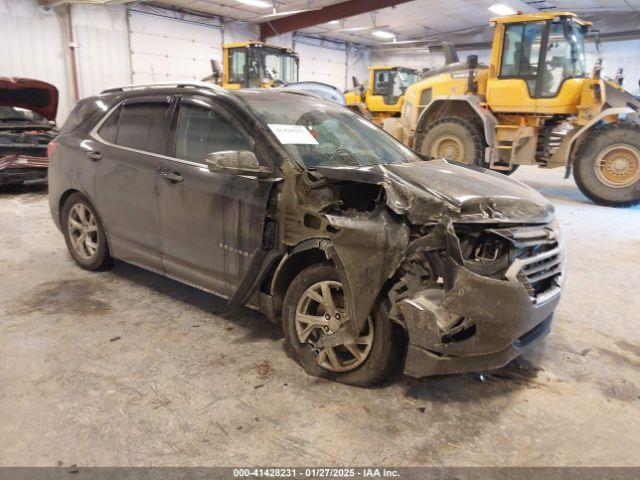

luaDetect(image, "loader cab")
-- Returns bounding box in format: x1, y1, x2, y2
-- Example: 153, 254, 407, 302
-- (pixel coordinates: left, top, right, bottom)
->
368, 66, 418, 108
223, 42, 299, 89
486, 13, 590, 114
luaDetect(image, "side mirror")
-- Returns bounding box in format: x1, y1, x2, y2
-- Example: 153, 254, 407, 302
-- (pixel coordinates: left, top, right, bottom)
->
466, 54, 479, 70
206, 150, 271, 178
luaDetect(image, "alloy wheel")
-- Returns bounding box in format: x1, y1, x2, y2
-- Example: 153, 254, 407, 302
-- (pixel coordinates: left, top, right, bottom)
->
295, 280, 373, 373
67, 203, 99, 260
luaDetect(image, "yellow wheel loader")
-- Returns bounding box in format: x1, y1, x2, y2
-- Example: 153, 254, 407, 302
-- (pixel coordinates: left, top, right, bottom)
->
345, 66, 418, 125
383, 12, 640, 207
203, 41, 345, 103
204, 41, 299, 89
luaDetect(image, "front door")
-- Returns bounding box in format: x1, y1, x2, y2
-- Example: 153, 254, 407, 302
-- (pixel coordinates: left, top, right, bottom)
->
91, 95, 173, 272
157, 95, 276, 298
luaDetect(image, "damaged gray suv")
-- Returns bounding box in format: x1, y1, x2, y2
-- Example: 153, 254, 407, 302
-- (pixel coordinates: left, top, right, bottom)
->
48, 82, 565, 386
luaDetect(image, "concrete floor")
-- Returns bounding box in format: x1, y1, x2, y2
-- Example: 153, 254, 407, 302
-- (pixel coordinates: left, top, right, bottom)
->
0, 168, 639, 467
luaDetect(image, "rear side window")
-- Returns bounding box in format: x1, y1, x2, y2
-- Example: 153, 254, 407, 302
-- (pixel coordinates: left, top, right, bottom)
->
60, 99, 106, 134
97, 107, 120, 143
174, 104, 252, 164
97, 102, 169, 154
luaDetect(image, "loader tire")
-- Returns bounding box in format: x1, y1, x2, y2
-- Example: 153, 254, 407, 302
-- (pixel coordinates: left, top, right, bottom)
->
415, 116, 486, 167
573, 122, 640, 208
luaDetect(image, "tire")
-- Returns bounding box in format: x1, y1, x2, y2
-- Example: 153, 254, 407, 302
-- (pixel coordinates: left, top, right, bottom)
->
282, 263, 397, 387
415, 116, 486, 167
573, 122, 640, 207
61, 192, 113, 271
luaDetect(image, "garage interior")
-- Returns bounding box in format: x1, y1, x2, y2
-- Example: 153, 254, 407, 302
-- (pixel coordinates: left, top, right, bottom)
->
1, 0, 640, 469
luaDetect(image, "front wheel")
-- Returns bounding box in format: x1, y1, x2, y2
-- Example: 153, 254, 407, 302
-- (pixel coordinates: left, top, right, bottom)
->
573, 123, 640, 207
282, 264, 397, 386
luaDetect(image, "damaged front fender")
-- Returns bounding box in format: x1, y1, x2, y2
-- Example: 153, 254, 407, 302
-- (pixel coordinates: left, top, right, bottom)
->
324, 209, 409, 338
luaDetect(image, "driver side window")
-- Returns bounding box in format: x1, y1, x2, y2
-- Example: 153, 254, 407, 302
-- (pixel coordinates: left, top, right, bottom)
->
228, 49, 247, 84
174, 103, 252, 164
500, 22, 544, 78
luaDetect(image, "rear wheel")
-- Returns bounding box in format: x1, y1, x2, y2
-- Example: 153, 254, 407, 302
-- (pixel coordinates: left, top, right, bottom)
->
282, 264, 397, 386
573, 123, 640, 207
62, 192, 112, 271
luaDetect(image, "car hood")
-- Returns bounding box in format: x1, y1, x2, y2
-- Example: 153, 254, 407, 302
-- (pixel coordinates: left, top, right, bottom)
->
0, 77, 59, 122
314, 158, 554, 224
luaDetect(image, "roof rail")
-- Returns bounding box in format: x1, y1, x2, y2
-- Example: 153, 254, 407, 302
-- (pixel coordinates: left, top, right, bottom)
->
101, 81, 225, 94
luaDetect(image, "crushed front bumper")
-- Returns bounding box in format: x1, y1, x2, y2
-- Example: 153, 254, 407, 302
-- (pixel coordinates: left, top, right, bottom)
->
400, 259, 561, 377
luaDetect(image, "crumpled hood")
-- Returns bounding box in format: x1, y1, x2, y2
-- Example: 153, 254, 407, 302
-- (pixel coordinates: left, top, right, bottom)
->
315, 158, 554, 224
0, 77, 59, 122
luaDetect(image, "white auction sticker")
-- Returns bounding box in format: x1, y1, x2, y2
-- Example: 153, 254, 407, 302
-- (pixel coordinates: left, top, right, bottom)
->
268, 124, 318, 145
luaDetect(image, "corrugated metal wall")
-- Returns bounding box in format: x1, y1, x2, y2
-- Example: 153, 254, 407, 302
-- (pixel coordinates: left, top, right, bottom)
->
128, 8, 222, 84
0, 0, 74, 125
586, 40, 640, 94
295, 36, 348, 90
3, 0, 639, 125
72, 4, 131, 99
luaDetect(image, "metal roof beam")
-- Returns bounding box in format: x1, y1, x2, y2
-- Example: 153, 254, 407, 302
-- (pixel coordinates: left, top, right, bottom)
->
259, 0, 414, 40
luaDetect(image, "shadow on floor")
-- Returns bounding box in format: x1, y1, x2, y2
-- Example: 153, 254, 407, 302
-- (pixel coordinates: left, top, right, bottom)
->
110, 261, 283, 342
520, 178, 591, 205
0, 183, 48, 200
402, 355, 545, 403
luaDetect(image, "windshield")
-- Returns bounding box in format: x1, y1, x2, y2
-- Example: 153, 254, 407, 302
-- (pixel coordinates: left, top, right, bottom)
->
250, 47, 299, 87
397, 68, 418, 88
235, 92, 418, 169
0, 106, 47, 123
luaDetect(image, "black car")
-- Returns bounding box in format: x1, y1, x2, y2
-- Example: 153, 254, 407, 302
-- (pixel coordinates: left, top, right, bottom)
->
48, 82, 565, 386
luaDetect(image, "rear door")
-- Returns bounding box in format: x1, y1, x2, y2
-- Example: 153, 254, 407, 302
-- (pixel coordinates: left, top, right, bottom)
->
91, 95, 173, 272
157, 95, 276, 297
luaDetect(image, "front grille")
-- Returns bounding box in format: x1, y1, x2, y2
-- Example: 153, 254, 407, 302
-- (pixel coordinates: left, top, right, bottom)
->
490, 225, 564, 303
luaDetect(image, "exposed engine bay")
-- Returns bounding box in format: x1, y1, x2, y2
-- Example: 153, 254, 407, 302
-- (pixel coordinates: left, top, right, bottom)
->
0, 78, 58, 187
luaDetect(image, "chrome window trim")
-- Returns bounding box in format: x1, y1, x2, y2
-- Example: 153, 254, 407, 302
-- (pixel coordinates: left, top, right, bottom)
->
90, 100, 212, 169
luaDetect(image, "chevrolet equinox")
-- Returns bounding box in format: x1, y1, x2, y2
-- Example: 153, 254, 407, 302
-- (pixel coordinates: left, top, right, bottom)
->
48, 82, 565, 386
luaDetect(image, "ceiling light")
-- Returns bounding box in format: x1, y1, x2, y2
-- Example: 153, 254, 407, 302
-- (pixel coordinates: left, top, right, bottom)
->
236, 0, 272, 8
338, 27, 373, 32
327, 20, 340, 25
260, 9, 318, 18
372, 30, 395, 39
488, 4, 517, 15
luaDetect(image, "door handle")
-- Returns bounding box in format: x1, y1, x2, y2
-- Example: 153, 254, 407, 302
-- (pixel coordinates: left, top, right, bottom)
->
85, 150, 102, 161
160, 170, 184, 183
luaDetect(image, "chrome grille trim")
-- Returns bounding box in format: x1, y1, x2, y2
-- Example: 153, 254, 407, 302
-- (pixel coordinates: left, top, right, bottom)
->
495, 224, 565, 305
